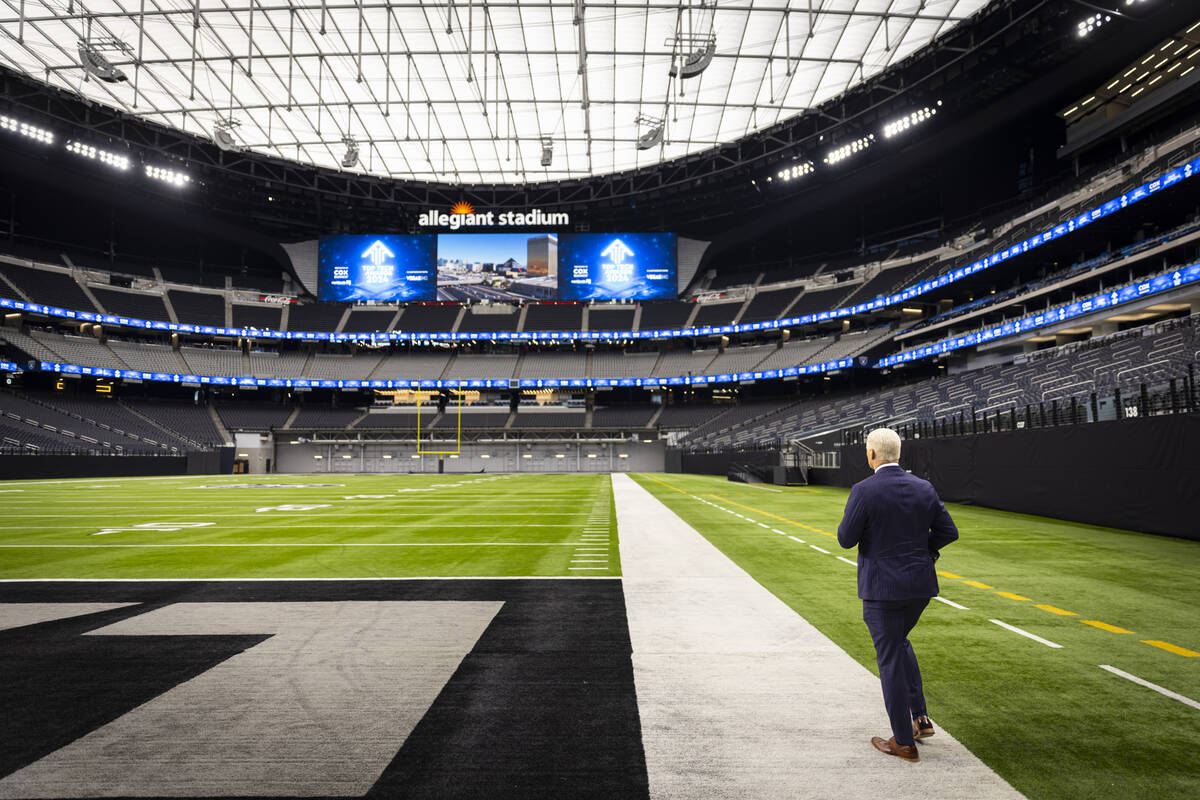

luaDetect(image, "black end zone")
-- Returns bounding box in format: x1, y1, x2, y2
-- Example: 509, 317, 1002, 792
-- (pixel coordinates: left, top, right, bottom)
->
0, 580, 649, 800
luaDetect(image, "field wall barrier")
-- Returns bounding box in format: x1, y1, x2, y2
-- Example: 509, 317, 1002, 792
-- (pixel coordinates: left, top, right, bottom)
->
831, 414, 1199, 540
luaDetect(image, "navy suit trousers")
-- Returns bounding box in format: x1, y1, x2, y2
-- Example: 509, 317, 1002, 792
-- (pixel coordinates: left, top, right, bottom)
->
863, 597, 930, 746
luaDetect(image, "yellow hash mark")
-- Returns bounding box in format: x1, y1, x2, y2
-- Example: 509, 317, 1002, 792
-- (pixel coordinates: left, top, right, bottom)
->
1141, 640, 1200, 657
995, 591, 1032, 601
960, 580, 994, 589
936, 570, 962, 579
639, 474, 689, 495
1035, 604, 1078, 616
1082, 620, 1135, 634
710, 495, 836, 537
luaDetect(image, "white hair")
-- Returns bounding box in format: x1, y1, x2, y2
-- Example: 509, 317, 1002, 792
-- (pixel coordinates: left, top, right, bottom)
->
866, 427, 902, 462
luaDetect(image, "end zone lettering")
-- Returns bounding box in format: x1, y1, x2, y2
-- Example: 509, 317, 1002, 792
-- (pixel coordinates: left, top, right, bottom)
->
418, 209, 570, 230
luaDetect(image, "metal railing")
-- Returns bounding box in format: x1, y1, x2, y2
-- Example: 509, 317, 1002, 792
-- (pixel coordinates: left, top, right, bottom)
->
842, 368, 1198, 446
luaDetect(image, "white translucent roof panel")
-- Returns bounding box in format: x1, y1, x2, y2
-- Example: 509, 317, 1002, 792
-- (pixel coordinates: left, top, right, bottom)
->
0, 0, 990, 183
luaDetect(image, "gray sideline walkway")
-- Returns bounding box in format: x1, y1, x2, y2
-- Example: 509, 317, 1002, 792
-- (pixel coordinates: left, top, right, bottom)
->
613, 473, 1024, 800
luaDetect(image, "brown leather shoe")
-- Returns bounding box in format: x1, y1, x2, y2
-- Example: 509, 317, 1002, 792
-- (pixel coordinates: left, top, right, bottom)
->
871, 736, 919, 762
913, 715, 935, 740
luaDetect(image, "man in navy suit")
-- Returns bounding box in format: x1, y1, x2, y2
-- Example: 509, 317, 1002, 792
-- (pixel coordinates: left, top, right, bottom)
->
837, 427, 958, 763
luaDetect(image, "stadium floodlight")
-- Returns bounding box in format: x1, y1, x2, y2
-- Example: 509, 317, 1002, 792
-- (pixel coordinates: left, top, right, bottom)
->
1078, 12, 1113, 37
145, 164, 190, 187
883, 103, 942, 138
776, 160, 815, 182
341, 136, 359, 169
540, 137, 554, 167
635, 114, 665, 151
65, 140, 130, 170
213, 118, 241, 152
77, 41, 129, 83
823, 135, 875, 165
0, 114, 54, 144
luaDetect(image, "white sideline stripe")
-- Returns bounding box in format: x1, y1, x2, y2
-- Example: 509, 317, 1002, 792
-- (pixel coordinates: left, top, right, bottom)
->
757, 523, 770, 529
0, 543, 604, 549
0, 475, 222, 486
772, 529, 788, 535
0, 473, 559, 487
571, 560, 609, 563
0, 501, 596, 506
1099, 665, 1200, 711
568, 567, 610, 570
809, 545, 829, 554
744, 518, 757, 523
836, 556, 857, 566
787, 535, 806, 544
0, 524, 582, 530
990, 619, 1062, 648
0, 576, 621, 582
933, 596, 969, 610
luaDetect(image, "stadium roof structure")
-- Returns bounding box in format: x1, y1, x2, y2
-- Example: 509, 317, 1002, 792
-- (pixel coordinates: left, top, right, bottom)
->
0, 0, 990, 184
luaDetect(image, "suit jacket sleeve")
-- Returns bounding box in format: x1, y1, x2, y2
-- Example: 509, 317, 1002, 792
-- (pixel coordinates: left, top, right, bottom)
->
837, 484, 867, 550
928, 496, 959, 552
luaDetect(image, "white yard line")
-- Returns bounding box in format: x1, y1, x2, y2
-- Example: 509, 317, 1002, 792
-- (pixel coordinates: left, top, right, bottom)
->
836, 556, 857, 567
1099, 665, 1200, 711
614, 474, 1023, 800
989, 619, 1062, 648
809, 545, 829, 554
933, 596, 969, 610
0, 524, 580, 530
0, 576, 620, 582
0, 543, 600, 549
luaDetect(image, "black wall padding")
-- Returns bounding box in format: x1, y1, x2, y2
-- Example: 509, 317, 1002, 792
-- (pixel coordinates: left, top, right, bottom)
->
0, 447, 234, 480
671, 449, 781, 476
0, 454, 189, 480
834, 415, 1200, 541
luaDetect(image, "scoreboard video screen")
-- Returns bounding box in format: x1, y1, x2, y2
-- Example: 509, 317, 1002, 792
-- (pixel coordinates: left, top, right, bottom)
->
317, 231, 677, 302
557, 233, 677, 301
318, 235, 436, 302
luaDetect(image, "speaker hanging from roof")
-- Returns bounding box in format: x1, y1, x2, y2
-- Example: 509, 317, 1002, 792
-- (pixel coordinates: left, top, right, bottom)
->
668, 37, 716, 80
78, 42, 128, 83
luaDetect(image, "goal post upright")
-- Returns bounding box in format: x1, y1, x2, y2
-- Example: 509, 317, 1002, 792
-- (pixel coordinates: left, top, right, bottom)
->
415, 385, 463, 456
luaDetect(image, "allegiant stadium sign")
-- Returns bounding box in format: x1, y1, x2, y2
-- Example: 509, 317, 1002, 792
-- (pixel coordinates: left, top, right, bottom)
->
417, 203, 569, 230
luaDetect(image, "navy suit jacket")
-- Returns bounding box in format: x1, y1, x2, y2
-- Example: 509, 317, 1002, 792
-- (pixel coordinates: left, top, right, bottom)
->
837, 464, 959, 601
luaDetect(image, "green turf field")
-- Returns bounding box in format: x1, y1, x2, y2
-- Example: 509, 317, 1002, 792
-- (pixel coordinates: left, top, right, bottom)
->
3, 469, 1198, 798
0, 473, 618, 578
630, 472, 1200, 800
